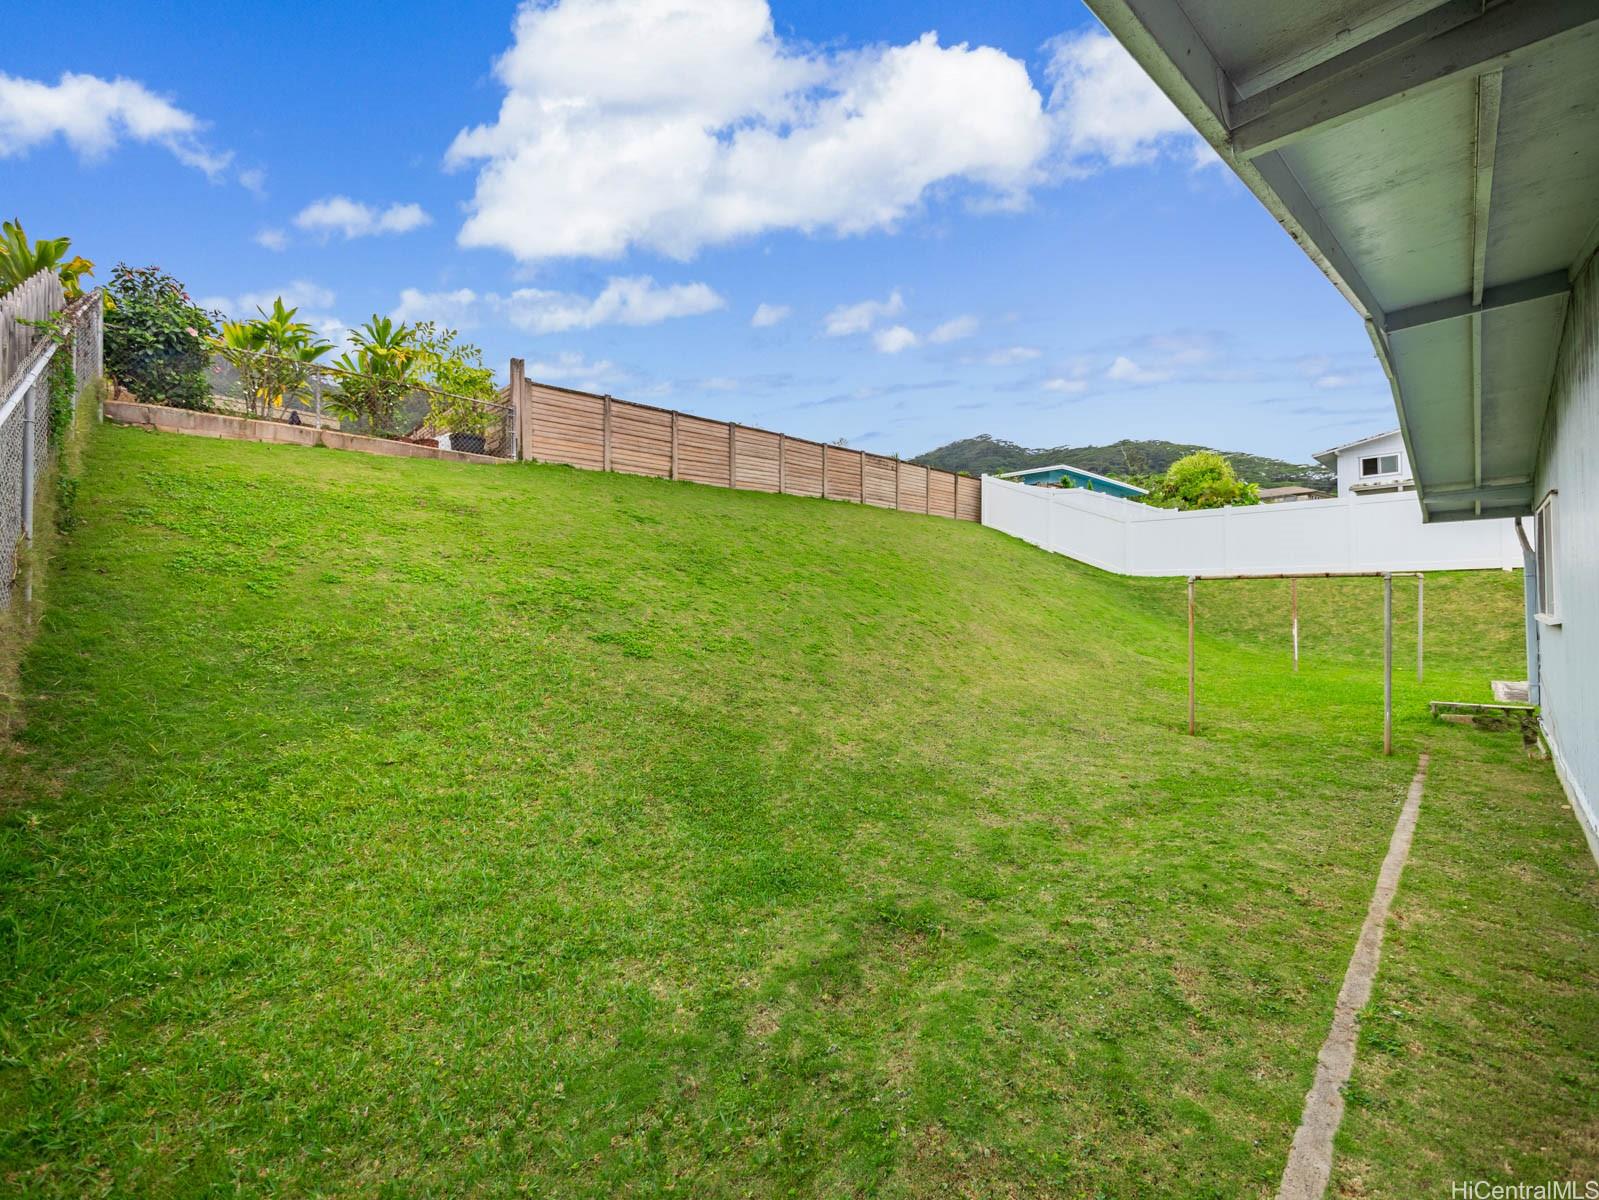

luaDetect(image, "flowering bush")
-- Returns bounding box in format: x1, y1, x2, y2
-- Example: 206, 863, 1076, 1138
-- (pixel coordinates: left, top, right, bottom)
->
103, 264, 218, 410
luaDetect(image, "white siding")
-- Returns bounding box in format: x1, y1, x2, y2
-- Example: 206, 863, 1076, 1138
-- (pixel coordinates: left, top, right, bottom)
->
1335, 430, 1407, 495
1535, 251, 1599, 840
982, 475, 1525, 577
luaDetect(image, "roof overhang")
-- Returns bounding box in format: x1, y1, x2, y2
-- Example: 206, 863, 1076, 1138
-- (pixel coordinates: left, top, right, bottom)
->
1085, 0, 1599, 522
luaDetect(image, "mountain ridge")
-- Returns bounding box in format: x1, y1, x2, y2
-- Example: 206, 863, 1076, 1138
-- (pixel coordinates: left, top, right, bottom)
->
912, 435, 1332, 489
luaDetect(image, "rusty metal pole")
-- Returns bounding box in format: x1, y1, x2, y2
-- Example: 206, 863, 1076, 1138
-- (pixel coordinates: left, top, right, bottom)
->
1416, 573, 1424, 683
1291, 577, 1300, 671
1187, 576, 1197, 735
1384, 573, 1394, 756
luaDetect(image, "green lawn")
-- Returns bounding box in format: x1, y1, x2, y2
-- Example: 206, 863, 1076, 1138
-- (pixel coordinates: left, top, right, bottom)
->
1, 424, 1594, 1198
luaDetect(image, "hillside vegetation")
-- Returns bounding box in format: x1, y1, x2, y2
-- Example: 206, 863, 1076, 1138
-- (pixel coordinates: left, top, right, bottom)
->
1, 426, 1593, 1198
915, 433, 1332, 489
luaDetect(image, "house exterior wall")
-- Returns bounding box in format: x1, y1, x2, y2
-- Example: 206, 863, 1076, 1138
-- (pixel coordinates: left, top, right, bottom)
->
1335, 430, 1407, 495
981, 475, 1525, 576
1534, 251, 1599, 844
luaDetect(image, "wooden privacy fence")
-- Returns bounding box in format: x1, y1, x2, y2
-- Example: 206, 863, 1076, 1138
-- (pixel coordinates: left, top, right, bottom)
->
2, 270, 66, 392
508, 359, 980, 521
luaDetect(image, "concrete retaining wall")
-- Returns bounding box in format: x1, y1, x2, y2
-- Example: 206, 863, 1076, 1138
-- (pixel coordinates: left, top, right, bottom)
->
104, 399, 511, 466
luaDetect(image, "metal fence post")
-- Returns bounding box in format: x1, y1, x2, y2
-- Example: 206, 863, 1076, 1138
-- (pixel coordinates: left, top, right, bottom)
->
1416, 573, 1424, 682
21, 371, 35, 540
1187, 576, 1197, 735
1291, 577, 1299, 671
1383, 573, 1394, 755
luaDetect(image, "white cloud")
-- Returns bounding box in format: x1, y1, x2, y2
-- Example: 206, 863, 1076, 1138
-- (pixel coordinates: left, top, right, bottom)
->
1042, 377, 1087, 393
447, 0, 1053, 262
1105, 354, 1171, 384
237, 167, 267, 196
1045, 30, 1203, 170
824, 290, 904, 337
0, 70, 230, 176
751, 302, 791, 328
1314, 373, 1358, 389
200, 280, 337, 319
873, 325, 918, 354
254, 228, 288, 252
984, 345, 1041, 366
294, 196, 430, 240
928, 315, 978, 344
525, 350, 622, 389
392, 276, 723, 334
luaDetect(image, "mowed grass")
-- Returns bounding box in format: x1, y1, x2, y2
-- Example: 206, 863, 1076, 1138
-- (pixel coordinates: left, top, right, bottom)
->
0, 424, 1594, 1198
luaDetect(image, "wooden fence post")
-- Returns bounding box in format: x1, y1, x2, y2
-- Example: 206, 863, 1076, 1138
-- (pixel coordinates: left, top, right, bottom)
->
602, 394, 612, 471
778, 433, 786, 494
926, 468, 931, 514
894, 458, 901, 511
822, 446, 829, 498
509, 358, 529, 461
728, 422, 737, 488
670, 411, 679, 480
858, 451, 865, 503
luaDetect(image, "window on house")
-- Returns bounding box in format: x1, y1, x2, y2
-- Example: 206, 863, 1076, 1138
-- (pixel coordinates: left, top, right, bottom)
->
1360, 454, 1400, 477
1536, 492, 1557, 619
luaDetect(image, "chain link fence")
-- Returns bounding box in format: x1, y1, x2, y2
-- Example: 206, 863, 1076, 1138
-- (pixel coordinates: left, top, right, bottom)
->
0, 289, 102, 606
201, 350, 517, 459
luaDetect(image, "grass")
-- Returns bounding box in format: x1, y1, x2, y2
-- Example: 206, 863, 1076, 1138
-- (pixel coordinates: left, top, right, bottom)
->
0, 423, 1594, 1198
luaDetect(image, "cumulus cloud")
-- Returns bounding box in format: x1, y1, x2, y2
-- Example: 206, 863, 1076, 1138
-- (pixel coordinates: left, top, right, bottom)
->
1105, 354, 1170, 384
294, 196, 430, 240
1042, 377, 1088, 393
751, 302, 791, 328
823, 290, 904, 337
526, 350, 622, 389
873, 325, 918, 354
393, 276, 724, 334
200, 280, 337, 318
446, 0, 1055, 262
928, 315, 978, 344
1045, 30, 1204, 170
0, 70, 230, 176
254, 228, 288, 252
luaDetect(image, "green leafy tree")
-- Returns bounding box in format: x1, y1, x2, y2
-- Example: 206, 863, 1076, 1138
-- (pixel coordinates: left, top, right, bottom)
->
213, 298, 332, 417
410, 322, 498, 440
328, 316, 421, 436
0, 219, 95, 298
1146, 450, 1260, 510
103, 265, 218, 410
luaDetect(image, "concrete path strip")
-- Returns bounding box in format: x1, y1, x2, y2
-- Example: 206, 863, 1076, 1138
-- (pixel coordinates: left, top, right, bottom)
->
1276, 753, 1430, 1200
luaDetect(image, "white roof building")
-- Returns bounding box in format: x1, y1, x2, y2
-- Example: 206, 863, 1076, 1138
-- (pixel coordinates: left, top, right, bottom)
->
1312, 429, 1412, 496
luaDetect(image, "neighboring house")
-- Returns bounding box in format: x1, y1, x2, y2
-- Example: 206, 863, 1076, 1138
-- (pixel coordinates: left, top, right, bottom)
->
1258, 485, 1326, 504
1084, 0, 1598, 845
997, 463, 1148, 500
1313, 430, 1413, 497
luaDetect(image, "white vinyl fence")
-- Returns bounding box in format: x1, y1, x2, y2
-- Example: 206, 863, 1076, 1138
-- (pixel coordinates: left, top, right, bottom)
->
981, 474, 1525, 577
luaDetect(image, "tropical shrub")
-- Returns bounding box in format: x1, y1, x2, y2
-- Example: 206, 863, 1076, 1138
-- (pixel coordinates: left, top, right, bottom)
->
412, 322, 498, 439
103, 265, 217, 410
328, 317, 421, 436
1145, 450, 1259, 510
213, 298, 332, 417
0, 219, 94, 297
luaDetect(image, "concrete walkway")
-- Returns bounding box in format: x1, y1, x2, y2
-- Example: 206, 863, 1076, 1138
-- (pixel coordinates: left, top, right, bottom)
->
1276, 754, 1429, 1200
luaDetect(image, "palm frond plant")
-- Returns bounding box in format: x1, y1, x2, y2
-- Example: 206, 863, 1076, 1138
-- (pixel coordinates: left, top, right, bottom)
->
328, 317, 420, 436
0, 219, 95, 297
212, 298, 332, 418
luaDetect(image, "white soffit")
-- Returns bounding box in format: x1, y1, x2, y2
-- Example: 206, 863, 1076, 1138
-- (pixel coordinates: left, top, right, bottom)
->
1084, 0, 1599, 522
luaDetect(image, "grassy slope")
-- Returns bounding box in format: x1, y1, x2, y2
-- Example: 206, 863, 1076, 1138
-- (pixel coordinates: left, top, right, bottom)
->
0, 425, 1593, 1198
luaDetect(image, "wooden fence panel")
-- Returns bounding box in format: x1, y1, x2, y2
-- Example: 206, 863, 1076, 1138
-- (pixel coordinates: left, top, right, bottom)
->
897, 461, 930, 512
733, 426, 781, 492
955, 473, 981, 521
528, 384, 605, 470
1, 270, 66, 392
863, 455, 898, 508
676, 414, 732, 487
824, 445, 863, 503
609, 400, 672, 478
512, 368, 979, 522
783, 438, 824, 497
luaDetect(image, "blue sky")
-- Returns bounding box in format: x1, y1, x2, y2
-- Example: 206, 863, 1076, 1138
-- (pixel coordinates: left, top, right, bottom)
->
3, 0, 1394, 463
